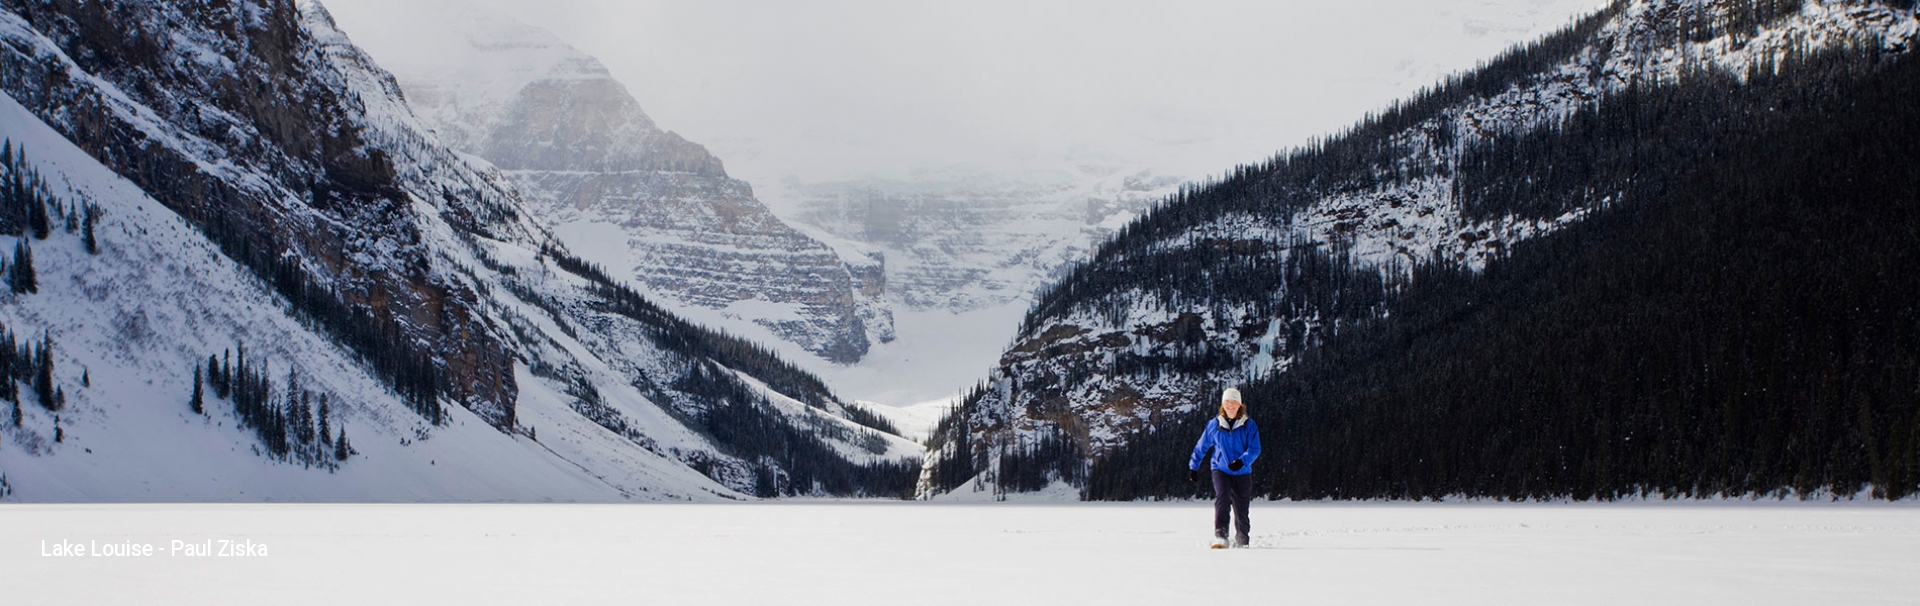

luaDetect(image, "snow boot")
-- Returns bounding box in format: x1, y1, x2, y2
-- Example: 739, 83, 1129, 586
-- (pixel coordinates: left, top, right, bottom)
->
1210, 531, 1228, 549
1234, 534, 1250, 548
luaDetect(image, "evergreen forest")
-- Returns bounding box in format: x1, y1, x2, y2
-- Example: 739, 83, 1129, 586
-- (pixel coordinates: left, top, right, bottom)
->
1085, 44, 1920, 501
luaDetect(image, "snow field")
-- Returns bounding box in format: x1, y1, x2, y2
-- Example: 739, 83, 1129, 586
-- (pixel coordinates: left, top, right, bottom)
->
0, 79, 741, 502
0, 87, 642, 503
2, 501, 1915, 605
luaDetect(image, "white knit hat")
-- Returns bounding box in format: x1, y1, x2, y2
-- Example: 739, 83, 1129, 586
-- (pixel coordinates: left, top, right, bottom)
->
1221, 387, 1242, 404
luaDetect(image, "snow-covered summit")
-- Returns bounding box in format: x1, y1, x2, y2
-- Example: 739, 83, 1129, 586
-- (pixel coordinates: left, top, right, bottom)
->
360, 3, 718, 176
327, 0, 894, 364
0, 0, 918, 501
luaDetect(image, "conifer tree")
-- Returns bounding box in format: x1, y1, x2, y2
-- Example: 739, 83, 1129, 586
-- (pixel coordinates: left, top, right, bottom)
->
295, 390, 313, 447
82, 205, 98, 255
0, 142, 17, 236
32, 335, 53, 411
316, 393, 331, 452
27, 186, 47, 240
285, 369, 312, 452
0, 329, 14, 403
190, 366, 205, 415
9, 239, 34, 295
206, 355, 221, 398
285, 368, 299, 411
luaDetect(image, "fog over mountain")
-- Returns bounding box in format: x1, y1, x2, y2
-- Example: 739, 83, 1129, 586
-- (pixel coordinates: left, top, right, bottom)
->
331, 0, 1612, 187
324, 0, 1613, 409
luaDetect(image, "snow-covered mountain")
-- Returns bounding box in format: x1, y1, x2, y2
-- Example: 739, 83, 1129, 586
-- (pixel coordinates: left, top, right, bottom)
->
753, 165, 1182, 406
0, 0, 917, 501
324, 0, 892, 365
922, 0, 1920, 498
323, 0, 1184, 408
771, 167, 1182, 314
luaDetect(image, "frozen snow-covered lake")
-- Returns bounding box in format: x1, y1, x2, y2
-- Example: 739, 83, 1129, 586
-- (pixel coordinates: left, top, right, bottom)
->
4, 501, 1916, 605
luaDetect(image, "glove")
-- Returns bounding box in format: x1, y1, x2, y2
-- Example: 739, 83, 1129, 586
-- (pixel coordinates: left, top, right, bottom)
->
1187, 469, 1198, 484
1228, 459, 1244, 472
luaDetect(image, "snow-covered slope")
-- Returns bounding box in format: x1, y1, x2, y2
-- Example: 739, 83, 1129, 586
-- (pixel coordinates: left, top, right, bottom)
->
325, 0, 892, 365
752, 165, 1182, 406
0, 0, 918, 501
0, 90, 732, 501
11, 502, 1915, 604
928, 0, 1920, 496
326, 0, 1194, 406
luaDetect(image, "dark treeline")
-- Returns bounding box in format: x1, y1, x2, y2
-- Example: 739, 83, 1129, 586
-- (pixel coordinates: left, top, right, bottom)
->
9, 89, 477, 427
924, 383, 989, 494
674, 359, 918, 498
839, 404, 903, 438
919, 241, 1399, 496
1451, 27, 1885, 223
546, 248, 841, 412
1665, 0, 1813, 45
551, 376, 645, 444
6, 238, 35, 295
550, 247, 903, 436
3, 0, 531, 428
1, 140, 104, 296
1, 139, 54, 239
202, 347, 355, 466
1020, 2, 1628, 337
1027, 234, 1394, 371
198, 204, 446, 425
1018, 0, 1912, 338
0, 322, 60, 422
922, 384, 1088, 497
541, 247, 916, 497
994, 428, 1084, 494
1086, 44, 1920, 501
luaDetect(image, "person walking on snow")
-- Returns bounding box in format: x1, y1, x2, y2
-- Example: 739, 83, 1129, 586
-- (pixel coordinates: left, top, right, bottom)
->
1188, 387, 1261, 548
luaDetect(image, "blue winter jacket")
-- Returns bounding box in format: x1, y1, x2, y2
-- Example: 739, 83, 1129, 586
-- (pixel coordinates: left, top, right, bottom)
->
1190, 416, 1261, 475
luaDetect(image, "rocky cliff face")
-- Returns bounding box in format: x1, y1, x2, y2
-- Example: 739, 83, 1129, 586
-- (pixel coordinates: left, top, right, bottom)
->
338, 5, 889, 363
0, 0, 530, 425
921, 0, 1920, 496
0, 0, 920, 500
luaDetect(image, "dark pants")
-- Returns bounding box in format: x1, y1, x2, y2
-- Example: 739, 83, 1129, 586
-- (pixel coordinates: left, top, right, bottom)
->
1211, 470, 1252, 540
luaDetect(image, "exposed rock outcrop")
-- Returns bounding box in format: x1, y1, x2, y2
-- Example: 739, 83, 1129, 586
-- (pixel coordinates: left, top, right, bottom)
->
0, 0, 529, 425
347, 5, 889, 363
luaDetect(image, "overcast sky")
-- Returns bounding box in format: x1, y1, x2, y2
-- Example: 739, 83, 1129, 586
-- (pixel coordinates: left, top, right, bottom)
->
327, 0, 1611, 184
